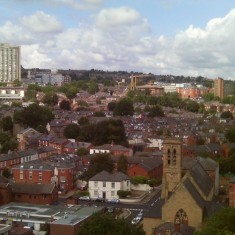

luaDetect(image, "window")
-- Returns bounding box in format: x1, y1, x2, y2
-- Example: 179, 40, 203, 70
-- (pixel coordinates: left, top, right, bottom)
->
94, 190, 98, 196
94, 181, 98, 187
127, 180, 130, 186
111, 182, 115, 188
20, 173, 24, 180
29, 171, 33, 180
103, 182, 106, 188
60, 176, 66, 182
39, 173, 42, 181
111, 191, 115, 196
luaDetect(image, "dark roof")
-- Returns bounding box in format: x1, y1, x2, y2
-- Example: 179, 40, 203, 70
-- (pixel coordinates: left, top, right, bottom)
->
183, 177, 204, 209
89, 170, 130, 182
182, 157, 218, 171
12, 183, 56, 194
188, 162, 213, 197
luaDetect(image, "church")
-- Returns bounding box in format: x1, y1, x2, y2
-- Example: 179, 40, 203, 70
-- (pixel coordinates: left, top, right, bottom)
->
143, 138, 222, 235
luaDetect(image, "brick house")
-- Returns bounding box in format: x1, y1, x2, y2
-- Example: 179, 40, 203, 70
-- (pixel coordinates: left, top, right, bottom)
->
64, 141, 92, 154
12, 183, 58, 205
0, 176, 12, 206
11, 156, 78, 193
127, 157, 163, 180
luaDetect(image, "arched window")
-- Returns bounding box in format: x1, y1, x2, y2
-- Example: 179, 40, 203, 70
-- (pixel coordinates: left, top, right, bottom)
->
167, 149, 171, 165
175, 208, 188, 225
172, 148, 177, 166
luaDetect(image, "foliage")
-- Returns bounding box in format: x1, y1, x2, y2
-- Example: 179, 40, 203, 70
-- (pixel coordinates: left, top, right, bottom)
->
42, 93, 58, 106
1, 116, 13, 133
131, 176, 149, 185
144, 105, 164, 117
107, 101, 116, 111
76, 148, 89, 156
195, 207, 235, 235
221, 111, 233, 119
113, 98, 134, 116
222, 96, 235, 105
2, 168, 12, 178
78, 116, 89, 126
225, 126, 235, 142
81, 153, 114, 181
77, 213, 145, 235
13, 103, 54, 129
0, 138, 18, 153
184, 99, 200, 113
59, 100, 71, 110
202, 93, 215, 102
63, 123, 80, 139
117, 190, 132, 198
78, 119, 127, 146
13, 79, 22, 86
117, 155, 128, 174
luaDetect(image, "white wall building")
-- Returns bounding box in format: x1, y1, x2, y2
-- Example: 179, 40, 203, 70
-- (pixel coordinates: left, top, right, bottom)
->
0, 43, 21, 82
89, 170, 131, 200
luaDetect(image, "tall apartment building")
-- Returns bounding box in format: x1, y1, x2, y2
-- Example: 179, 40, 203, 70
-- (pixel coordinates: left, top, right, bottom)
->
0, 43, 21, 82
214, 77, 234, 99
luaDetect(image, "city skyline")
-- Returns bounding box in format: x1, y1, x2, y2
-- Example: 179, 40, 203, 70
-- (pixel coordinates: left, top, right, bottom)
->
1, 0, 235, 79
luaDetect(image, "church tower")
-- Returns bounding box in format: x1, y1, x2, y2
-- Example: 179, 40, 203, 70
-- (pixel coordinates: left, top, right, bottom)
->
161, 138, 182, 199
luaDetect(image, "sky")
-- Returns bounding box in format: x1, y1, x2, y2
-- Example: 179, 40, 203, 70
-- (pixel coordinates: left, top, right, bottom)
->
1, 0, 235, 79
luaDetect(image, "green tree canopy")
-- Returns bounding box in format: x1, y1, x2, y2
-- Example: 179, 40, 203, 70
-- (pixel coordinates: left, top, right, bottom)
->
1, 116, 13, 133
113, 98, 134, 116
117, 154, 128, 174
13, 103, 54, 129
81, 153, 114, 181
77, 213, 145, 235
195, 207, 235, 235
225, 126, 235, 142
221, 111, 233, 119
42, 93, 58, 106
107, 101, 116, 111
63, 123, 80, 139
144, 105, 164, 117
59, 100, 71, 110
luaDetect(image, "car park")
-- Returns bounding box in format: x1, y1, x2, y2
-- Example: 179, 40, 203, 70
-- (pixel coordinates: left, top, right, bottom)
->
107, 198, 120, 204
78, 196, 90, 201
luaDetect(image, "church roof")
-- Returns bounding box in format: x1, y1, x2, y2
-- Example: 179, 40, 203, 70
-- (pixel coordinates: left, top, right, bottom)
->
183, 178, 204, 209
188, 162, 213, 197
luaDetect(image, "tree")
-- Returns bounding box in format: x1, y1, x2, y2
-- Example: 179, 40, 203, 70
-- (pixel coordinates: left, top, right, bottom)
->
195, 207, 235, 235
42, 93, 58, 106
76, 148, 89, 156
117, 155, 128, 173
81, 153, 114, 181
78, 117, 89, 126
13, 103, 54, 129
59, 100, 71, 110
63, 123, 80, 139
107, 101, 116, 111
77, 213, 145, 235
221, 111, 233, 119
145, 105, 164, 117
113, 98, 134, 116
225, 126, 235, 142
1, 116, 13, 133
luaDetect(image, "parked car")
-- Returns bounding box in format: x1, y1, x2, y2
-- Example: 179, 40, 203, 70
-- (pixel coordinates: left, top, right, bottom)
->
78, 196, 90, 201
107, 198, 120, 204
92, 197, 106, 202
131, 217, 141, 224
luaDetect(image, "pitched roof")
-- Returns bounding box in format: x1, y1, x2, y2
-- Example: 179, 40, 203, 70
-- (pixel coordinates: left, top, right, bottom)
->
188, 162, 213, 197
89, 170, 130, 182
182, 157, 218, 171
12, 183, 56, 194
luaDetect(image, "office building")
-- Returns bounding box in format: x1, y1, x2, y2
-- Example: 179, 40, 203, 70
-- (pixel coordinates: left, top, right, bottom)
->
214, 77, 234, 99
0, 43, 21, 82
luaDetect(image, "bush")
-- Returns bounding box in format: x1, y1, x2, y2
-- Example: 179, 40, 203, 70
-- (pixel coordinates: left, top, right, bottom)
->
117, 190, 132, 198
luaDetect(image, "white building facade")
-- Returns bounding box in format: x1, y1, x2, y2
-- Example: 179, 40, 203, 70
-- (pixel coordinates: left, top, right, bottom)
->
0, 43, 21, 82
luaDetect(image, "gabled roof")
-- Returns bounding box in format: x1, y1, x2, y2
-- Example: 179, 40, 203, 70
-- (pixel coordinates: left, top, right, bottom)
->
12, 183, 56, 194
182, 157, 218, 171
89, 170, 130, 182
188, 162, 213, 197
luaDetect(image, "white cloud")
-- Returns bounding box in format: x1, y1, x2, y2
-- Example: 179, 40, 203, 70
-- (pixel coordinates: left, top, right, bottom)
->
1, 6, 235, 79
21, 11, 63, 33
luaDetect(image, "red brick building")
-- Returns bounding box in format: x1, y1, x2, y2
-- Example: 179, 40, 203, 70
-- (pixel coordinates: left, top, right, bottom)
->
127, 157, 163, 180
12, 183, 58, 205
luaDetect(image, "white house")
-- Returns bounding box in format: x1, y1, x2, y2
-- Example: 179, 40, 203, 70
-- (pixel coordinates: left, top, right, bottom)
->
88, 170, 131, 200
